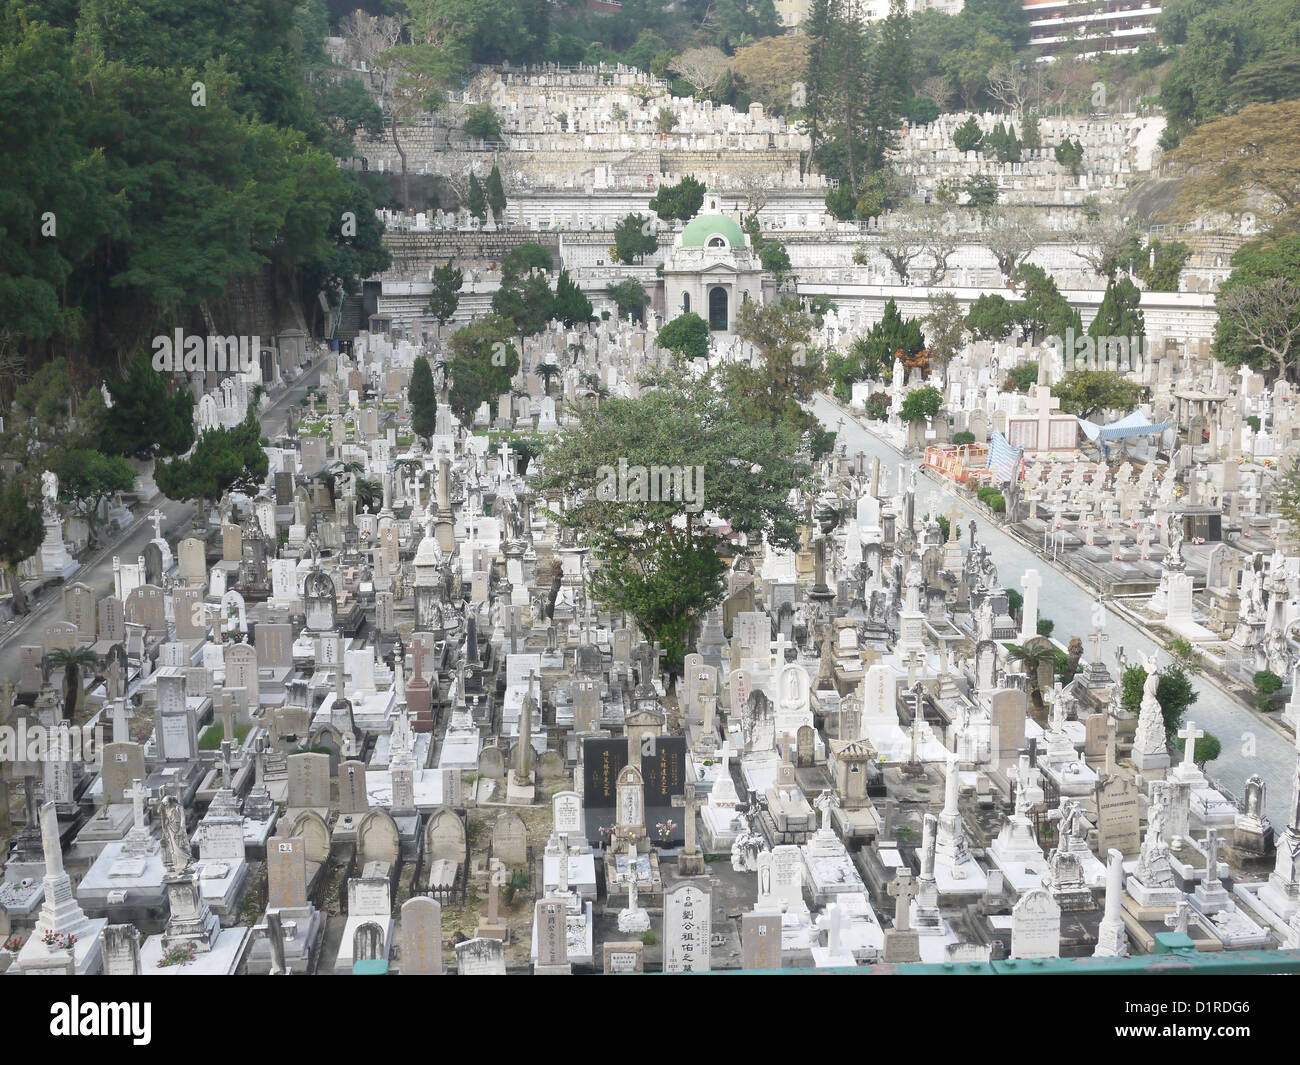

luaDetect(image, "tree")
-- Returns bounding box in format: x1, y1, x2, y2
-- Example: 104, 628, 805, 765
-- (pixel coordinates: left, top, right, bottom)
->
1214, 234, 1300, 378
900, 386, 943, 423
553, 269, 593, 327
658, 312, 710, 361
953, 115, 983, 153
49, 449, 135, 548
48, 646, 98, 722
668, 47, 730, 93
1254, 668, 1285, 710
1051, 370, 1143, 420
1014, 263, 1081, 342
966, 293, 1016, 340
655, 107, 679, 133
1054, 136, 1084, 174
466, 173, 487, 220
923, 292, 966, 379
536, 372, 810, 670
1021, 110, 1041, 149
409, 355, 438, 441
965, 174, 999, 210
1135, 239, 1191, 292
985, 59, 1031, 113
502, 243, 553, 275
101, 357, 195, 462
1274, 454, 1300, 539
426, 261, 464, 325
492, 269, 553, 340
154, 412, 270, 516
1075, 217, 1141, 281
730, 35, 810, 115
729, 298, 828, 431
1218, 280, 1300, 382
1121, 662, 1199, 743
1088, 276, 1146, 351
1163, 103, 1300, 231
917, 74, 954, 110
0, 477, 44, 615
613, 213, 658, 264
609, 279, 648, 322
485, 164, 507, 218
378, 44, 455, 210
1177, 731, 1222, 768
985, 209, 1041, 282
446, 314, 519, 424
463, 103, 502, 140
650, 176, 706, 222
1006, 641, 1058, 710
534, 362, 561, 397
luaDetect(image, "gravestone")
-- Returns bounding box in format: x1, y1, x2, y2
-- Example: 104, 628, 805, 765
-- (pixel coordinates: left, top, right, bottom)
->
663, 882, 711, 972
400, 896, 443, 975
492, 812, 528, 866
1010, 888, 1061, 960
742, 912, 782, 970
267, 836, 309, 909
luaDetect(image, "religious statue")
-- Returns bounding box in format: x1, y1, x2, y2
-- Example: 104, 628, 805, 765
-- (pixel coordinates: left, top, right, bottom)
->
159, 794, 191, 876
41, 469, 58, 514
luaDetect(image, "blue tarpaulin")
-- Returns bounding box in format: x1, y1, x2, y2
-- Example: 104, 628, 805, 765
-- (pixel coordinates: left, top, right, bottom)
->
1077, 410, 1173, 442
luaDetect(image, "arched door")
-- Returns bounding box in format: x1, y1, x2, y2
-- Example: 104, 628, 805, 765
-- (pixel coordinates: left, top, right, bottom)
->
708, 286, 728, 332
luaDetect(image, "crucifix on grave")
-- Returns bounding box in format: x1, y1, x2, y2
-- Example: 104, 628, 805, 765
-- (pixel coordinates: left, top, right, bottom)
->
216, 691, 239, 745
1087, 624, 1109, 665
1027, 384, 1063, 452
888, 868, 919, 933
814, 788, 840, 834
944, 503, 963, 542
150, 508, 165, 540
1177, 720, 1205, 775
671, 783, 706, 876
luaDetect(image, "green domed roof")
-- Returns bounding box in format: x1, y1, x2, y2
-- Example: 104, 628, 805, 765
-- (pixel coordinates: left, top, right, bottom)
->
680, 214, 746, 249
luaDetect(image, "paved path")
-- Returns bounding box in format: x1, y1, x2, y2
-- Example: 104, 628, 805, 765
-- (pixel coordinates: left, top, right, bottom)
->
812, 394, 1296, 829
0, 360, 326, 679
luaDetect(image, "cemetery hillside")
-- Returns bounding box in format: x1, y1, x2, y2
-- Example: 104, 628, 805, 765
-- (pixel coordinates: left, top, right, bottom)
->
5, 0, 1300, 1022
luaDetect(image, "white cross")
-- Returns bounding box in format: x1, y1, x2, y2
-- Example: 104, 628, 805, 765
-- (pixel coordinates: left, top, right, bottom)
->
1027, 384, 1062, 450
1178, 720, 1204, 771
150, 509, 165, 539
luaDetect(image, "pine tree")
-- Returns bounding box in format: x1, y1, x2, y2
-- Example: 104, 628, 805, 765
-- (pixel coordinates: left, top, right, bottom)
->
486, 163, 507, 218
553, 269, 593, 327
101, 355, 195, 461
466, 173, 487, 220
426, 261, 463, 324
953, 115, 983, 153
409, 354, 438, 441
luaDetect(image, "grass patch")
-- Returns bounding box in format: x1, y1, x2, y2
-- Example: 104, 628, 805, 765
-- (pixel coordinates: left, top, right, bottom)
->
198, 722, 252, 750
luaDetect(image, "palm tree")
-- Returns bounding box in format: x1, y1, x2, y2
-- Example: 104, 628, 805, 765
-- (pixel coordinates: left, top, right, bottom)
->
535, 362, 561, 397
356, 478, 382, 511
47, 647, 99, 722
1004, 642, 1058, 713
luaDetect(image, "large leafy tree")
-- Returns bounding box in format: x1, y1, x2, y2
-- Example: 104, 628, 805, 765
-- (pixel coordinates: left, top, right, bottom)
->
657, 312, 709, 361
537, 371, 811, 671
1213, 233, 1300, 379
101, 356, 195, 461
649, 176, 706, 222
729, 298, 828, 430
1014, 264, 1082, 343
609, 279, 648, 322
1163, 101, 1300, 231
446, 314, 519, 424
1121, 662, 1199, 744
1051, 371, 1143, 420
50, 449, 135, 548
613, 213, 658, 264
966, 293, 1016, 340
0, 476, 45, 616
154, 411, 269, 514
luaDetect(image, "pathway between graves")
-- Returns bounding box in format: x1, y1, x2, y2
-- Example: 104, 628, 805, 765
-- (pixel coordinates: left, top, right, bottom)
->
0, 358, 326, 674
810, 393, 1294, 829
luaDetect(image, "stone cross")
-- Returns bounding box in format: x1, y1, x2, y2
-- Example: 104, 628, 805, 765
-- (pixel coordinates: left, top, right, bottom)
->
1163, 900, 1191, 935
671, 783, 703, 856
1086, 623, 1109, 663
944, 503, 962, 541
219, 740, 234, 790
1203, 829, 1220, 887
1027, 384, 1062, 447
557, 833, 570, 894
814, 789, 839, 832
216, 691, 239, 743
888, 868, 918, 933
1178, 720, 1204, 772
150, 508, 165, 539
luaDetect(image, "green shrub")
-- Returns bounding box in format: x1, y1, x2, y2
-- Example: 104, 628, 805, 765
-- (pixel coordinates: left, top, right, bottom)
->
953, 431, 975, 445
